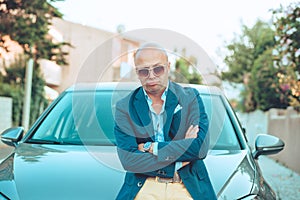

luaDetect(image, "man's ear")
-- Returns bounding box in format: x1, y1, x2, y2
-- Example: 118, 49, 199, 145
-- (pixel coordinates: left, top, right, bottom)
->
167, 62, 171, 70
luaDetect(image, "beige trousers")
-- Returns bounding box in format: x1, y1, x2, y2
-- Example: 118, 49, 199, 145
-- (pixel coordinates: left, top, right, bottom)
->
134, 177, 193, 200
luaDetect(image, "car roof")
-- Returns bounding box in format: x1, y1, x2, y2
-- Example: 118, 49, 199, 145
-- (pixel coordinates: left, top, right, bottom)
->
66, 82, 223, 95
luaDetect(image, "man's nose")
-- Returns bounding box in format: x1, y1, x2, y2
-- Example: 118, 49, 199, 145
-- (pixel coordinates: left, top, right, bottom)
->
148, 69, 156, 78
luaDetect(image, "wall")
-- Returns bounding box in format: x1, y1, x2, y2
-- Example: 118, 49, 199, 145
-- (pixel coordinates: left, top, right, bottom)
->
237, 110, 268, 149
0, 96, 12, 133
52, 18, 115, 92
237, 107, 300, 174
0, 97, 14, 160
268, 107, 300, 174
51, 18, 143, 93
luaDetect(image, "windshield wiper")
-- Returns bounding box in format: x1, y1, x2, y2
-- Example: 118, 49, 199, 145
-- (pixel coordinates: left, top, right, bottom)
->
27, 139, 83, 145
27, 138, 116, 146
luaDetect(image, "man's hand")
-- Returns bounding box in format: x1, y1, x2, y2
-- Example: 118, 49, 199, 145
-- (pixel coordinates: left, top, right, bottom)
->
138, 143, 154, 153
180, 125, 199, 168
138, 143, 145, 152
185, 125, 199, 139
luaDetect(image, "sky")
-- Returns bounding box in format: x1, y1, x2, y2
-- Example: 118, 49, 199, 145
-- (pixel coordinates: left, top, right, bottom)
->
51, 0, 297, 99
52, 0, 296, 69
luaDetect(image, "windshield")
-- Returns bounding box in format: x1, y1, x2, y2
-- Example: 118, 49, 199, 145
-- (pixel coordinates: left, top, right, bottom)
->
28, 90, 240, 150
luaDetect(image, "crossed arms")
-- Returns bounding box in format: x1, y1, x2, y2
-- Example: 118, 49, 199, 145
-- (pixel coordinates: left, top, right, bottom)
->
114, 89, 209, 177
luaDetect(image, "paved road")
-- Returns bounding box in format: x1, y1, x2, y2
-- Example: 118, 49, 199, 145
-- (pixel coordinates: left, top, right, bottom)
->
258, 156, 300, 200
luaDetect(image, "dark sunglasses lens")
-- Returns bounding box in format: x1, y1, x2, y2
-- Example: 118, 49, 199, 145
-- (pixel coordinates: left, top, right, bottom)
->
153, 66, 165, 76
138, 69, 149, 77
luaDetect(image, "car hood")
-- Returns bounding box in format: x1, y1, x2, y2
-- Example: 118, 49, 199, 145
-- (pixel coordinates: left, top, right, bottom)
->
0, 144, 255, 200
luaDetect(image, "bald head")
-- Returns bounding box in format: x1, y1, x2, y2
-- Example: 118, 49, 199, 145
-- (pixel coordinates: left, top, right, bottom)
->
134, 42, 168, 66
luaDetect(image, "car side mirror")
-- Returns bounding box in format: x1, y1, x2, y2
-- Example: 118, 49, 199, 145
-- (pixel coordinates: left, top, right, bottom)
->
1, 127, 24, 147
253, 134, 284, 159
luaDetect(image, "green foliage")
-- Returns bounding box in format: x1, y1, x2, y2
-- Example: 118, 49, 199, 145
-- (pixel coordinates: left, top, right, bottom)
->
172, 55, 202, 84
0, 56, 25, 125
173, 58, 190, 83
0, 0, 69, 65
0, 56, 48, 126
222, 42, 254, 83
0, 0, 67, 126
273, 2, 300, 107
222, 20, 276, 83
189, 72, 203, 84
221, 19, 290, 112
250, 49, 289, 111
222, 2, 300, 112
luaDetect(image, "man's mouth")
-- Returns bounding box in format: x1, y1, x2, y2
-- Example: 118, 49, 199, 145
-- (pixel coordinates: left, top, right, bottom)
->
147, 81, 159, 86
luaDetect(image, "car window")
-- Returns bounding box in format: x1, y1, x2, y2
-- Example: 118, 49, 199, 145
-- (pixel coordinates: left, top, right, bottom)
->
201, 94, 240, 150
29, 90, 240, 150
30, 91, 117, 145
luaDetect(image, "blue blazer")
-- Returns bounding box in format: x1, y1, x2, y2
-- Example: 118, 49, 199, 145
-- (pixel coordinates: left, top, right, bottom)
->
114, 82, 216, 200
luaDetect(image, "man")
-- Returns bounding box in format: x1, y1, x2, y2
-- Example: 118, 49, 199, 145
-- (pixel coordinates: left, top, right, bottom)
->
114, 42, 216, 200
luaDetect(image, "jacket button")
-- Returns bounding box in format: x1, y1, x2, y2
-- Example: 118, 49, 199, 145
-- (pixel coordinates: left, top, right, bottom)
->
137, 182, 143, 187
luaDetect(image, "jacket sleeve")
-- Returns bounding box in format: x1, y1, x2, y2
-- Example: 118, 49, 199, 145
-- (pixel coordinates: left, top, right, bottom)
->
156, 89, 209, 163
114, 101, 176, 178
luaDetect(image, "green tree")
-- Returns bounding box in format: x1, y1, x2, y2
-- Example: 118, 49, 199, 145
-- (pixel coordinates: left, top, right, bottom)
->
173, 57, 203, 84
272, 2, 300, 108
0, 0, 68, 125
250, 48, 289, 111
0, 0, 68, 64
0, 56, 48, 126
0, 57, 25, 125
222, 20, 276, 82
172, 49, 202, 84
221, 20, 286, 112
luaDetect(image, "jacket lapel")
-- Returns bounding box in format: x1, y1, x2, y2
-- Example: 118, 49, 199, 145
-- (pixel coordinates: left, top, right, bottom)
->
163, 83, 179, 141
133, 87, 154, 140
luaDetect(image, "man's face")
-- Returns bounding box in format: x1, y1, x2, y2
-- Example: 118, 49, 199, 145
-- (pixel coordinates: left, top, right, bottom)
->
135, 48, 170, 95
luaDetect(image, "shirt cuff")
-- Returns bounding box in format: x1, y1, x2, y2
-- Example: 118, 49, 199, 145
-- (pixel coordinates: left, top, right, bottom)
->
153, 142, 158, 156
175, 162, 183, 171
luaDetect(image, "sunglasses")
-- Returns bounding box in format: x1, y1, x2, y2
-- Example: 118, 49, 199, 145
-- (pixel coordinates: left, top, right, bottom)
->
136, 65, 166, 78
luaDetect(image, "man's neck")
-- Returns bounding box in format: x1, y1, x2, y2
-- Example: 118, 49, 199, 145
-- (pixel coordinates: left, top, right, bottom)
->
147, 91, 163, 103
146, 89, 165, 114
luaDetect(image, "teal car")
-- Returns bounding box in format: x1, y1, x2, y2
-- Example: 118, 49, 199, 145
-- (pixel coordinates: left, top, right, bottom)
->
0, 82, 284, 200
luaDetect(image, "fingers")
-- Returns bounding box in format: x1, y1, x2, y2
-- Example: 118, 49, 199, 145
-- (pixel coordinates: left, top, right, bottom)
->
186, 125, 194, 135
138, 143, 145, 152
190, 125, 199, 134
185, 125, 199, 139
185, 125, 193, 138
